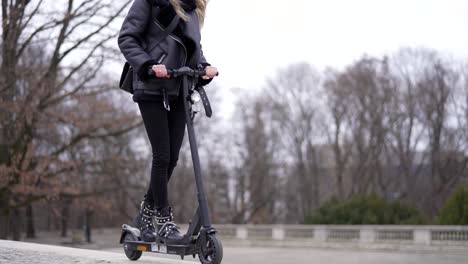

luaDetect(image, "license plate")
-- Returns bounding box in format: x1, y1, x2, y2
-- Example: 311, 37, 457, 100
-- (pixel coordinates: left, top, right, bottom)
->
151, 243, 167, 253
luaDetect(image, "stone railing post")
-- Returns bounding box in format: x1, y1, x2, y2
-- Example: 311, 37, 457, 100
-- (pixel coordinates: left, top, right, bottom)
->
236, 226, 248, 240
272, 226, 285, 240
314, 226, 327, 242
360, 226, 376, 243
414, 228, 431, 245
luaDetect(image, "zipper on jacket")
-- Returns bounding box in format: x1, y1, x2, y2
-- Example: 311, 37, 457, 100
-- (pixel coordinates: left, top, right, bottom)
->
153, 20, 187, 66
157, 53, 167, 64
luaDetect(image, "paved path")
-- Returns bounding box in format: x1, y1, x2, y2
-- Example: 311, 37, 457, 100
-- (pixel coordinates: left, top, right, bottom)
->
0, 240, 193, 264
104, 246, 468, 264
2, 239, 468, 264
219, 247, 468, 264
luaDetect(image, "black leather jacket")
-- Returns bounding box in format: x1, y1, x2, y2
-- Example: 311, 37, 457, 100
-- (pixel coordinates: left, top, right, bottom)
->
117, 0, 210, 97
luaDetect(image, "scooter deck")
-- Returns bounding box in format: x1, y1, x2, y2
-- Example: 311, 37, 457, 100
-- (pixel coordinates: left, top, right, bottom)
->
120, 224, 199, 257
123, 240, 198, 256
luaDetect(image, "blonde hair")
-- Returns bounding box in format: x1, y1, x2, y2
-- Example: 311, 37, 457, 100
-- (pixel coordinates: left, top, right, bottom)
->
169, 0, 208, 28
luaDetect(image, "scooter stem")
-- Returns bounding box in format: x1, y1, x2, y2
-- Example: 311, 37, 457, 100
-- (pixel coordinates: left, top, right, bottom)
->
182, 75, 212, 228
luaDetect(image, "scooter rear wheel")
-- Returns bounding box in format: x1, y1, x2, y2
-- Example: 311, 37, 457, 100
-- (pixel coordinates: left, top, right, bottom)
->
198, 234, 223, 264
123, 232, 142, 261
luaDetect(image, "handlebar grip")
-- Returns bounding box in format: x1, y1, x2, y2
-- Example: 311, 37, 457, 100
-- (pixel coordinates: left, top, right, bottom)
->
148, 67, 219, 78
147, 67, 172, 78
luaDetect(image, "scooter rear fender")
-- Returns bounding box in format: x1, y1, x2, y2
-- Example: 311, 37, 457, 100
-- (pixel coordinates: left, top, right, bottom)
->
119, 224, 141, 244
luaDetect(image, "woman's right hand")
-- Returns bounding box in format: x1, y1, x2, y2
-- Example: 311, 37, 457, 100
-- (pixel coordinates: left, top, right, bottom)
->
151, 64, 169, 78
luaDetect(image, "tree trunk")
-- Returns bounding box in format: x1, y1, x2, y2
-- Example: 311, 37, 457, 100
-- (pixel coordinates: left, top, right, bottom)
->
61, 200, 70, 237
83, 209, 92, 243
46, 205, 51, 231
25, 204, 36, 238
10, 208, 21, 241
0, 207, 9, 239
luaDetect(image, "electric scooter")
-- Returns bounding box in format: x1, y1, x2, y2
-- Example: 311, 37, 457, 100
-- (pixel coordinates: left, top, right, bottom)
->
119, 66, 222, 264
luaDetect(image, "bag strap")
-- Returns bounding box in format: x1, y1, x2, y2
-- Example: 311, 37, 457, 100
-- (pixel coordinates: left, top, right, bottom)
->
146, 6, 181, 52
145, 5, 181, 111
197, 86, 212, 118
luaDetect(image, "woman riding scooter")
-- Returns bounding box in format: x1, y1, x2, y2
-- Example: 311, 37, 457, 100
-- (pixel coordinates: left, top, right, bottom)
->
117, 0, 218, 243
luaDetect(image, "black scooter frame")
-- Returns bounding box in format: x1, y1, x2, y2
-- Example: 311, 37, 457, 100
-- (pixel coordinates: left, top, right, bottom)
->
120, 67, 218, 260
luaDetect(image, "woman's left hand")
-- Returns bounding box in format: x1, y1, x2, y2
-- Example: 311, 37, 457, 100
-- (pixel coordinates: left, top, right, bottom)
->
202, 66, 218, 80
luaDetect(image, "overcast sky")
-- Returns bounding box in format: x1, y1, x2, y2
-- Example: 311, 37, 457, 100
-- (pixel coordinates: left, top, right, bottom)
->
199, 0, 468, 101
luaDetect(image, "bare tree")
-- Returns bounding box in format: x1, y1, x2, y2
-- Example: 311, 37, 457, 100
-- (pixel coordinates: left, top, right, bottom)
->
324, 69, 354, 200
385, 48, 434, 203
330, 57, 395, 197
0, 0, 138, 239
412, 50, 468, 217
263, 62, 324, 222
245, 98, 276, 224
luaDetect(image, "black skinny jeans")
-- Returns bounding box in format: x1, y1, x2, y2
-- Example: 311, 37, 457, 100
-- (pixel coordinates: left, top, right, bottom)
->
138, 93, 186, 210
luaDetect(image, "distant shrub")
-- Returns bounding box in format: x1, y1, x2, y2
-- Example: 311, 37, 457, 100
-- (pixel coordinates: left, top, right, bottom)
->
305, 194, 425, 225
438, 186, 468, 225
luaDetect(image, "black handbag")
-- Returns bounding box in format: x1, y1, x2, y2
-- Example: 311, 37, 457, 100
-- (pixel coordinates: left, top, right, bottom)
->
118, 9, 180, 94
119, 62, 133, 94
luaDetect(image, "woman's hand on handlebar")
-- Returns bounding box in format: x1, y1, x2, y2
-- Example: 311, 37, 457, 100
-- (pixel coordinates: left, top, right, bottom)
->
202, 66, 218, 80
151, 64, 170, 78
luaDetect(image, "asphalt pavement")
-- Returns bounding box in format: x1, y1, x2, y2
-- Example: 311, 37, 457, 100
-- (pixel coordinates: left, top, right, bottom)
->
2, 239, 468, 264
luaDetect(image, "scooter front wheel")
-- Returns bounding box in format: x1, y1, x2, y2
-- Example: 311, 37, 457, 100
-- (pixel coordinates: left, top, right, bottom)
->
123, 232, 142, 261
198, 234, 223, 264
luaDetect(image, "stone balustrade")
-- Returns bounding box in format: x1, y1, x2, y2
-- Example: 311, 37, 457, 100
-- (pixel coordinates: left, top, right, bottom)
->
214, 224, 468, 247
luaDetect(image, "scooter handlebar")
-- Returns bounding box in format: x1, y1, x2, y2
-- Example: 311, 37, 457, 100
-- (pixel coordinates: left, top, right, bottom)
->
148, 66, 219, 79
